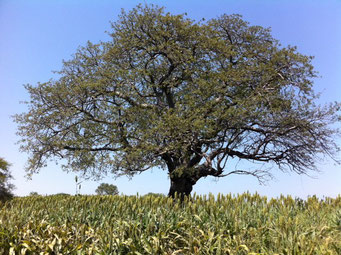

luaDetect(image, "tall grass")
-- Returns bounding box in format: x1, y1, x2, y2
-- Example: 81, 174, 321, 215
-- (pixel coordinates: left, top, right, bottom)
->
0, 193, 340, 254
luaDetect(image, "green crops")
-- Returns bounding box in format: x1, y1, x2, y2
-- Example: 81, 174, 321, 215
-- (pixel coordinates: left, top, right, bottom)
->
0, 193, 340, 254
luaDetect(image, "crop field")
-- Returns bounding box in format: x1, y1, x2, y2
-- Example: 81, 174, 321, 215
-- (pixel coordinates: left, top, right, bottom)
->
0, 193, 340, 254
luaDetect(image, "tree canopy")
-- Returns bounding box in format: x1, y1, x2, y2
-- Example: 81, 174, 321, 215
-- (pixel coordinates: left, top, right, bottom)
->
0, 157, 14, 201
15, 5, 340, 197
95, 183, 119, 196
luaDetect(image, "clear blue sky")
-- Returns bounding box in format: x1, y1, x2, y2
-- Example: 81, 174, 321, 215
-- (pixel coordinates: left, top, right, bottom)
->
1, 0, 340, 198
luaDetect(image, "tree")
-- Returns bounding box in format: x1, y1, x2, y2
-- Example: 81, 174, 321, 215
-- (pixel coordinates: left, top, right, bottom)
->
0, 157, 14, 201
15, 5, 340, 198
145, 192, 165, 197
54, 193, 70, 196
95, 183, 119, 195
29, 191, 39, 196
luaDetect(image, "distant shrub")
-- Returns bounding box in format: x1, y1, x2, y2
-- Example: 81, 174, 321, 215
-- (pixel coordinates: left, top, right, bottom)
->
144, 192, 165, 197
0, 157, 14, 202
54, 193, 71, 196
95, 183, 119, 195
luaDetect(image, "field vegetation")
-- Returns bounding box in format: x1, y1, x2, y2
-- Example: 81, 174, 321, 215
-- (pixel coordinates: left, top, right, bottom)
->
0, 193, 340, 254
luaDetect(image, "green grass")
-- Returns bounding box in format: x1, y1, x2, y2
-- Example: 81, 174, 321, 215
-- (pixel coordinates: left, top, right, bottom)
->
0, 193, 340, 254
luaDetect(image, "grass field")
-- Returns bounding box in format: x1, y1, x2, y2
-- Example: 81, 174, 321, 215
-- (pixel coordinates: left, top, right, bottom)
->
0, 193, 340, 254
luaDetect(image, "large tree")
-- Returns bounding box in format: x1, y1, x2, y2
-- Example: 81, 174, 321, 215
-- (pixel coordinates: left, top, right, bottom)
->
15, 5, 340, 198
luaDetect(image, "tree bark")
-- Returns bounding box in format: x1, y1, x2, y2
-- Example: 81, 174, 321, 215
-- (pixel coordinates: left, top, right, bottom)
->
168, 176, 195, 200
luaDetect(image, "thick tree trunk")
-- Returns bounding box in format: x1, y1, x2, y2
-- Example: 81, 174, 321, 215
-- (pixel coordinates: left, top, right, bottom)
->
165, 157, 209, 199
168, 176, 195, 199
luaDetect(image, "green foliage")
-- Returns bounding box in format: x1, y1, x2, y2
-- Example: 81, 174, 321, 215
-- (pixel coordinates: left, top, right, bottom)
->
0, 157, 14, 201
54, 193, 70, 196
15, 4, 340, 195
0, 193, 340, 254
28, 192, 39, 196
144, 192, 166, 197
95, 183, 119, 195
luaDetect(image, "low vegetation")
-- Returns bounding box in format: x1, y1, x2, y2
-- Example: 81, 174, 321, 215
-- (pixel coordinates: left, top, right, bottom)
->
0, 193, 340, 254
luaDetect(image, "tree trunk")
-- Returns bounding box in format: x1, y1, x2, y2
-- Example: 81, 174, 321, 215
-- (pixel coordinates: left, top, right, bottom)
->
168, 176, 194, 200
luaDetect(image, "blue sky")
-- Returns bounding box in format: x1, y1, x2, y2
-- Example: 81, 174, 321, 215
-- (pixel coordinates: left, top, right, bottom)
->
0, 0, 340, 198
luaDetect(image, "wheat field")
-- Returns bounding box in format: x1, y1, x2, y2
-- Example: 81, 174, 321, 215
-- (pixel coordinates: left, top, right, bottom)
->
0, 193, 340, 254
